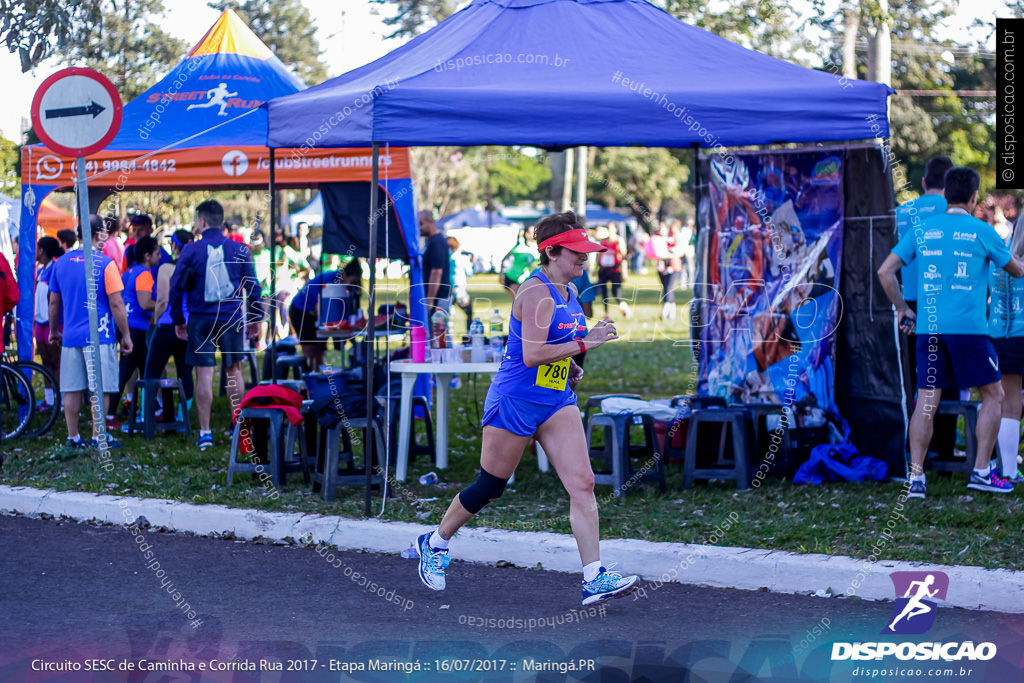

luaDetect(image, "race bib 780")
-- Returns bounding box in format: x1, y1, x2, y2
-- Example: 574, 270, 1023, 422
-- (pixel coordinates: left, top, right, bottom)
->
536, 358, 570, 391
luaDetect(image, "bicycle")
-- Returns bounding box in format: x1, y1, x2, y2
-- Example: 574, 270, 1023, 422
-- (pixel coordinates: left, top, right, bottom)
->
0, 359, 35, 440
1, 354, 61, 438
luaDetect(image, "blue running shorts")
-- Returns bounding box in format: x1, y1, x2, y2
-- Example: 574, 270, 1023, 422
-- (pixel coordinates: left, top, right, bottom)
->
481, 389, 578, 437
915, 334, 1001, 390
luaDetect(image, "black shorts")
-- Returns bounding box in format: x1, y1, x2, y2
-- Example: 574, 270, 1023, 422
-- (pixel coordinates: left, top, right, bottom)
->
186, 317, 245, 368
288, 305, 325, 349
915, 334, 1001, 390
992, 336, 1024, 376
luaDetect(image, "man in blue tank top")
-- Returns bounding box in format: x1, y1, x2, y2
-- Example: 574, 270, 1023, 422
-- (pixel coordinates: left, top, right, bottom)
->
415, 212, 640, 606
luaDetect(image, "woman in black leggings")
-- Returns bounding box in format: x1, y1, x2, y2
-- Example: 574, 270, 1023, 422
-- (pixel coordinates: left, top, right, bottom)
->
113, 237, 161, 422
145, 230, 195, 406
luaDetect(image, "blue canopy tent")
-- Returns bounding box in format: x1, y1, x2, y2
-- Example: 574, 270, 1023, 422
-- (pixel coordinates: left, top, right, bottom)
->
265, 0, 899, 466
266, 0, 890, 149
583, 203, 631, 225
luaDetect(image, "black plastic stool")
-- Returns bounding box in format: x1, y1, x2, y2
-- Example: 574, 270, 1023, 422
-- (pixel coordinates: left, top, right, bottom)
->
378, 394, 436, 464
262, 341, 299, 380
314, 416, 387, 501
259, 379, 308, 397
583, 393, 642, 425
740, 403, 794, 478
129, 378, 192, 440
586, 412, 666, 497
228, 407, 309, 486
683, 407, 753, 490
924, 400, 993, 475
273, 354, 308, 381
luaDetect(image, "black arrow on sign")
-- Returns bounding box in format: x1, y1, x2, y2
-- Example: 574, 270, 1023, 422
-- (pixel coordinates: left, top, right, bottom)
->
45, 100, 106, 119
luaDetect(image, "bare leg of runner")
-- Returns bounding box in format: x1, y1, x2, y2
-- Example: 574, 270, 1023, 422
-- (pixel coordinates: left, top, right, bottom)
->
195, 366, 214, 432
536, 405, 599, 566
908, 387, 942, 476
975, 380, 1005, 470
436, 426, 530, 539
224, 362, 245, 416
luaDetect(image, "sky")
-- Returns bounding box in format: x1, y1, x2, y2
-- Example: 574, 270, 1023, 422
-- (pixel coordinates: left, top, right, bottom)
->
0, 0, 1007, 141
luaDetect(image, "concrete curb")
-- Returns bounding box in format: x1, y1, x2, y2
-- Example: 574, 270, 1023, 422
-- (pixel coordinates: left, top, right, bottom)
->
2, 485, 1021, 613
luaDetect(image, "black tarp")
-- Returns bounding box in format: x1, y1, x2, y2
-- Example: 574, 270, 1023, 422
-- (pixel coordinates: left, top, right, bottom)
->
834, 147, 904, 472
320, 182, 409, 260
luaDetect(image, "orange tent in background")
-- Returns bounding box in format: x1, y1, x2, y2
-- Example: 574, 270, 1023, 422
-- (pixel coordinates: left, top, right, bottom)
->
37, 197, 74, 237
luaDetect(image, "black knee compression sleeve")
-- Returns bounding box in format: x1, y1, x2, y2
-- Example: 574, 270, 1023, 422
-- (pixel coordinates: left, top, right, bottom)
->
458, 468, 509, 514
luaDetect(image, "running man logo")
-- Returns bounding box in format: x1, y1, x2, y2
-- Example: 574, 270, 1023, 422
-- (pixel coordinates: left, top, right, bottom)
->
882, 571, 949, 635
186, 82, 237, 116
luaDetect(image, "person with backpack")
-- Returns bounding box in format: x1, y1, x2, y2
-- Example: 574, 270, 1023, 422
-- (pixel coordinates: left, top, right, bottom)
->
169, 200, 262, 451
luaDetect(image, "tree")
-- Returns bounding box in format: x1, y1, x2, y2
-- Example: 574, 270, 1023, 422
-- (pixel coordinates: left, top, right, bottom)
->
0, 135, 19, 197
412, 147, 480, 218
208, 0, 329, 84
371, 0, 459, 40
589, 148, 687, 230
468, 147, 550, 206
660, 0, 807, 59
62, 0, 187, 102
0, 0, 103, 71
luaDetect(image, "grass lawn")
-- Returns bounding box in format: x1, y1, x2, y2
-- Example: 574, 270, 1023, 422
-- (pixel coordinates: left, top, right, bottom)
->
2, 273, 1022, 571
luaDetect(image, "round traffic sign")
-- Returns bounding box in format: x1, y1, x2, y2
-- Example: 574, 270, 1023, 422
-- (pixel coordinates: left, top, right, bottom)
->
31, 67, 122, 158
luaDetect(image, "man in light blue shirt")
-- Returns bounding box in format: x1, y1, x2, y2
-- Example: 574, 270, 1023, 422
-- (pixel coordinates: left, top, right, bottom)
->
878, 167, 1024, 499
895, 156, 952, 305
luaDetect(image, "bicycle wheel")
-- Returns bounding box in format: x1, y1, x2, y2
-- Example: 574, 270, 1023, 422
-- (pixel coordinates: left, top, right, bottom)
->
13, 360, 60, 438
0, 364, 34, 440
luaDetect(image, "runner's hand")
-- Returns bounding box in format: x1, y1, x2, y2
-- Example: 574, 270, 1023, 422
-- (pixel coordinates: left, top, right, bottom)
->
898, 308, 916, 335
583, 318, 618, 349
568, 360, 584, 389
175, 324, 188, 341
121, 334, 133, 355
49, 329, 61, 345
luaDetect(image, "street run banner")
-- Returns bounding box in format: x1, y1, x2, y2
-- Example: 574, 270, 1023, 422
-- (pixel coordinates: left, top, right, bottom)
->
695, 150, 844, 412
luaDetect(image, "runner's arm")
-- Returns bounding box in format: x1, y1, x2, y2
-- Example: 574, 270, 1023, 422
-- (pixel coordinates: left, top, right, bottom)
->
518, 283, 617, 368
1002, 255, 1024, 278
48, 292, 62, 343
876, 253, 914, 325
108, 291, 131, 344
152, 264, 172, 323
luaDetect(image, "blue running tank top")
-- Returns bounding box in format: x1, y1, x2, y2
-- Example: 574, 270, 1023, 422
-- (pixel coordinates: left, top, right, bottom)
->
489, 269, 587, 405
122, 263, 152, 331
154, 262, 187, 326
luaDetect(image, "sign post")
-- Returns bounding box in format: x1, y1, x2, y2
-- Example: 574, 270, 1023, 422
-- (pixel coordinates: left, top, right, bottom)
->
32, 68, 122, 448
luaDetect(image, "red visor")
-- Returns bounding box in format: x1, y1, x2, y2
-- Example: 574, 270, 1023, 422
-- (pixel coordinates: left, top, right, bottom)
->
537, 229, 607, 253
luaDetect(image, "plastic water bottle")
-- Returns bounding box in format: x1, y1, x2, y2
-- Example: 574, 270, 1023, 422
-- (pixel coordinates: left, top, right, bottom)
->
419, 472, 438, 485
431, 308, 447, 349
400, 547, 419, 559
470, 318, 486, 362
489, 309, 504, 354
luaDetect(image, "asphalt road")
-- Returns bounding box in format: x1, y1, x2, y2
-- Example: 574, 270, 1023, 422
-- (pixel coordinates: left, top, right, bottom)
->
0, 514, 1022, 682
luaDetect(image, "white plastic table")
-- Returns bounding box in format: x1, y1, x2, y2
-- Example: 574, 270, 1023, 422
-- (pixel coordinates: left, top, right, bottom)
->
389, 359, 500, 481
